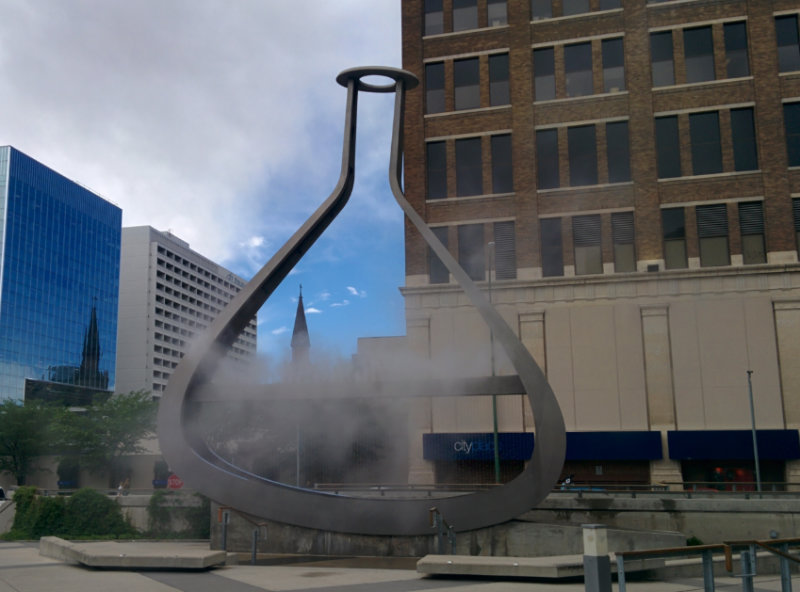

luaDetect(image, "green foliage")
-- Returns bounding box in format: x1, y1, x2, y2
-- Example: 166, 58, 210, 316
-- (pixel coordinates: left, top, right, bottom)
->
147, 491, 210, 539
62, 488, 135, 538
0, 399, 57, 485
3, 487, 134, 540
686, 535, 704, 546
55, 390, 157, 487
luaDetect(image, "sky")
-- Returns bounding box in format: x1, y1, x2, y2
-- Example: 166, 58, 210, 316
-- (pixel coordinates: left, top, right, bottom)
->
0, 1, 407, 369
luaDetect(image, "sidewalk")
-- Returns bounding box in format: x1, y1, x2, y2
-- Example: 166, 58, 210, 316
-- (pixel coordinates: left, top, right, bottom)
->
0, 540, 796, 592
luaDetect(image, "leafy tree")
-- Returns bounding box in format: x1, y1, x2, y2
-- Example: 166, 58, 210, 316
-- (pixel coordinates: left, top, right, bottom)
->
56, 390, 157, 487
0, 399, 56, 485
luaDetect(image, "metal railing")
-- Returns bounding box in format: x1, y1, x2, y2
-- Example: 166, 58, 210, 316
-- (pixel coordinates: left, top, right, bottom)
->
616, 537, 800, 592
429, 506, 456, 554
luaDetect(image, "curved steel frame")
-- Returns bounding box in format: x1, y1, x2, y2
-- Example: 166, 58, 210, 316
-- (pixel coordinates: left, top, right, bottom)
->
157, 67, 566, 536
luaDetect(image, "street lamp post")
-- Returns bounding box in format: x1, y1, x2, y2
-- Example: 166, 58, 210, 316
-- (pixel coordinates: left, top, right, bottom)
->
488, 242, 500, 484
747, 370, 762, 493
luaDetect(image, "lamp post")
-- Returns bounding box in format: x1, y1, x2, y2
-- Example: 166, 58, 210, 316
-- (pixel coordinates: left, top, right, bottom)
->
488, 241, 500, 484
747, 370, 762, 493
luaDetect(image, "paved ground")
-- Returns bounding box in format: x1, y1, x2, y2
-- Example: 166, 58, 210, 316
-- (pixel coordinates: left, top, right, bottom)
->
1, 540, 797, 592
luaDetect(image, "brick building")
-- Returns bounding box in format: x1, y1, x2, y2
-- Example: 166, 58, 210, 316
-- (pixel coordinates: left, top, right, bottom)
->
400, 0, 800, 488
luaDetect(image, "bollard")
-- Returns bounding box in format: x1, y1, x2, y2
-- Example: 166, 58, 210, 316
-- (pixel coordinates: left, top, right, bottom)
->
251, 529, 258, 565
221, 510, 230, 551
583, 524, 611, 592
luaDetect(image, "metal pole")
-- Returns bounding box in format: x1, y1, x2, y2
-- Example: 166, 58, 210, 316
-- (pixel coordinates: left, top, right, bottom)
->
747, 370, 762, 493
488, 241, 500, 484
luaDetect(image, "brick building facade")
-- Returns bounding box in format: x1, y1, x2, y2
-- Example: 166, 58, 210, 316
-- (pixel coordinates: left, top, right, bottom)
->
400, 0, 800, 488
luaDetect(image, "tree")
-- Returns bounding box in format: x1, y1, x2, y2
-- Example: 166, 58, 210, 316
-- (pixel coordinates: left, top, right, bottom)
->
0, 399, 55, 485
57, 390, 157, 487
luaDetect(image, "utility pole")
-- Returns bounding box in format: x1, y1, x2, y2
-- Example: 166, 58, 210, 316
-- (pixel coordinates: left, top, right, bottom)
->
488, 242, 500, 484
747, 370, 762, 493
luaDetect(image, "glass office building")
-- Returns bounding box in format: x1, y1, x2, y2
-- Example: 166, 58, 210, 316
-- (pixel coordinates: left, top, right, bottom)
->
0, 146, 121, 401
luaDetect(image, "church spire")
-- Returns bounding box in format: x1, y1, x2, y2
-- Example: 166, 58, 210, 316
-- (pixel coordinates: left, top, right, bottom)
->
291, 285, 310, 365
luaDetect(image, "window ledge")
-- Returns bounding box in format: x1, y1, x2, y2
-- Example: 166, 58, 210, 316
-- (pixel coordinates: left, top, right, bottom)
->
426, 192, 515, 204
530, 8, 622, 25
657, 170, 761, 182
423, 24, 509, 40
424, 104, 511, 119
652, 76, 753, 92
537, 181, 634, 194
779, 70, 800, 78
534, 90, 628, 105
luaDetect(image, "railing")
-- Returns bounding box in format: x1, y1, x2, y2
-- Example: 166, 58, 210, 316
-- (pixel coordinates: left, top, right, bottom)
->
216, 505, 268, 564
429, 506, 456, 554
616, 537, 800, 592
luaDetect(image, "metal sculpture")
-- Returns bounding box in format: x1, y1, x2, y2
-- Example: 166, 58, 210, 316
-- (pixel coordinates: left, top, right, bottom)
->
157, 66, 566, 536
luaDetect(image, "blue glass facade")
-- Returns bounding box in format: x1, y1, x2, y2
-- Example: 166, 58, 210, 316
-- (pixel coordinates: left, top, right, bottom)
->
0, 146, 121, 401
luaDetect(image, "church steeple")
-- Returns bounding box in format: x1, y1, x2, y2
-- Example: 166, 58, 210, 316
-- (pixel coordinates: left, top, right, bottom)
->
290, 285, 310, 366
78, 303, 108, 389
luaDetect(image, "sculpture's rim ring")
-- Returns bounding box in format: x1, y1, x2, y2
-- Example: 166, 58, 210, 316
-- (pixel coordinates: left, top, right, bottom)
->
336, 66, 419, 93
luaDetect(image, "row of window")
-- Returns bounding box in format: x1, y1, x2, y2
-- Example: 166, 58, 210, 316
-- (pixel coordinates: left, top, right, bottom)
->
156, 245, 242, 296
427, 133, 513, 198
429, 220, 517, 283
424, 0, 507, 36
424, 100, 800, 197
156, 282, 222, 315
654, 108, 757, 179
426, 199, 784, 283
153, 343, 185, 359
424, 17, 800, 114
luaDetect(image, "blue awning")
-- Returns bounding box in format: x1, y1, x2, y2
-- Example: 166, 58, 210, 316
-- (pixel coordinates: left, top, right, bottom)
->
422, 431, 663, 461
423, 433, 533, 461
667, 430, 800, 460
566, 431, 663, 461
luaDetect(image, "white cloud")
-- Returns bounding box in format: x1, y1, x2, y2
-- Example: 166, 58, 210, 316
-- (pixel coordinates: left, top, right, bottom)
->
330, 300, 350, 308
305, 307, 323, 314
346, 286, 367, 298
242, 236, 265, 249
319, 291, 331, 301
271, 326, 289, 336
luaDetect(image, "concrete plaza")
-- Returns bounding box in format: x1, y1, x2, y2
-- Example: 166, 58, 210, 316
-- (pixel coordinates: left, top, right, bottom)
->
1, 540, 799, 592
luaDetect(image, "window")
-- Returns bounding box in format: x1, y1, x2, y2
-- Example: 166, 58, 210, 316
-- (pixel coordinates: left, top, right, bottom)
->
453, 0, 478, 32
458, 224, 485, 281
562, 0, 589, 16
424, 0, 444, 35
661, 208, 687, 269
776, 15, 800, 72
565, 43, 593, 97
738, 202, 765, 265
651, 31, 675, 87
606, 121, 631, 183
541, 218, 563, 276
655, 117, 680, 178
724, 22, 749, 78
568, 125, 598, 186
684, 26, 715, 83
612, 212, 635, 272
456, 137, 483, 196
602, 38, 625, 93
536, 129, 559, 189
426, 142, 447, 199
425, 62, 445, 114
689, 112, 722, 175
533, 47, 556, 100
494, 221, 516, 279
785, 102, 800, 167
491, 134, 513, 193
730, 108, 758, 171
454, 58, 480, 110
489, 53, 510, 106
573, 215, 602, 275
599, 0, 621, 8
697, 204, 729, 267
488, 0, 507, 26
531, 0, 552, 20
793, 199, 800, 252
429, 226, 449, 284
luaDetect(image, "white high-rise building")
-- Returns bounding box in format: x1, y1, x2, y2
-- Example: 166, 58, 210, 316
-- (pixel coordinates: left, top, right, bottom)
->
115, 226, 257, 396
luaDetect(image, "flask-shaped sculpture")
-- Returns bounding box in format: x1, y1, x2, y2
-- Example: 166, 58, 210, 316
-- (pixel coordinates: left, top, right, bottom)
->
157, 67, 566, 535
